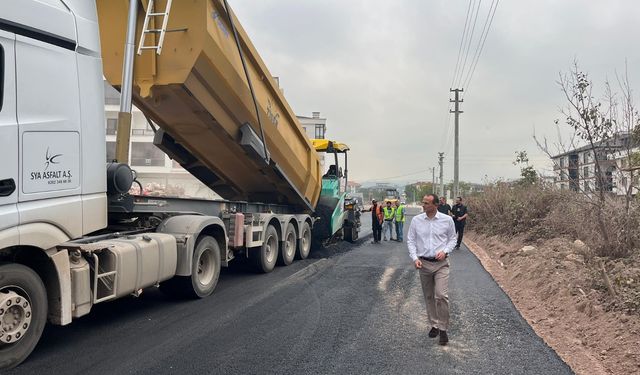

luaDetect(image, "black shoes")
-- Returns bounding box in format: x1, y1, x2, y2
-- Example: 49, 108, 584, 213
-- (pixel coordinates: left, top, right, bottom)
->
428, 327, 439, 338
429, 327, 449, 345
454, 245, 460, 250
439, 330, 449, 345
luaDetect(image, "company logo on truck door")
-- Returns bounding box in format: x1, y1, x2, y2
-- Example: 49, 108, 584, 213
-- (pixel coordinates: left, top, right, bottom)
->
30, 147, 72, 184
23, 132, 80, 194
44, 147, 62, 170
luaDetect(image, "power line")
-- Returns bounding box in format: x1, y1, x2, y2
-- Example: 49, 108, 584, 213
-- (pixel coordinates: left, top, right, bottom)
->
374, 168, 432, 181
461, 0, 496, 90
437, 100, 454, 151
455, 0, 482, 88
450, 0, 473, 88
462, 0, 500, 97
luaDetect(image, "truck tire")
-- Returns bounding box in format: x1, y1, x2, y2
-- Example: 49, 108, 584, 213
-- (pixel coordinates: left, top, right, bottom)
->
252, 225, 278, 273
161, 236, 221, 299
0, 263, 47, 370
278, 224, 296, 266
296, 222, 312, 260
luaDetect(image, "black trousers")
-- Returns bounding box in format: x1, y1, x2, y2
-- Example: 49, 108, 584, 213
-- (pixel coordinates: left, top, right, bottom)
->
372, 220, 382, 242
455, 221, 465, 247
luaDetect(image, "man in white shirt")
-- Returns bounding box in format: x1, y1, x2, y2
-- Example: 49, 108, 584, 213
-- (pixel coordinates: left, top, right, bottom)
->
407, 194, 457, 345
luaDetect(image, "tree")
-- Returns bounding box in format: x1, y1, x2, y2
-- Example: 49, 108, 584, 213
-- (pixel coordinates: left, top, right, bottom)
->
513, 151, 537, 185
404, 183, 433, 203
558, 62, 615, 245
611, 63, 640, 213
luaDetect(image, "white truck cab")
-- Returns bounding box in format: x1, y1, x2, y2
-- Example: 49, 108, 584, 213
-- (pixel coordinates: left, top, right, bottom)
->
0, 1, 110, 368
0, 1, 108, 252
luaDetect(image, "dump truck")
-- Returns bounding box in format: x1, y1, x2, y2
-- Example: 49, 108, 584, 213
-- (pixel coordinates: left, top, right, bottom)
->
0, 0, 359, 368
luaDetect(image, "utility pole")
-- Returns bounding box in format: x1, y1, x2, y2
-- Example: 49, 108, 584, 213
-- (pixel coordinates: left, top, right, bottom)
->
431, 167, 436, 194
438, 152, 444, 197
450, 88, 463, 199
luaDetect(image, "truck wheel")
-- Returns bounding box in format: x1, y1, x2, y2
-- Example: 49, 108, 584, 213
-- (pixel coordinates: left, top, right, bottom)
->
161, 236, 221, 299
190, 236, 221, 298
0, 263, 47, 370
296, 222, 312, 260
252, 225, 278, 273
278, 224, 296, 266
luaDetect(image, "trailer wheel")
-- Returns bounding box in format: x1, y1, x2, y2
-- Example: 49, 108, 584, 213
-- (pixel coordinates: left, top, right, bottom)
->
278, 224, 296, 266
252, 225, 278, 273
0, 263, 47, 370
296, 222, 312, 260
161, 236, 221, 299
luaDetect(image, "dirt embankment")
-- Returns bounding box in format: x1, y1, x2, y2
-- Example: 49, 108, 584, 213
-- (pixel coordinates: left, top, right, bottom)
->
465, 232, 640, 375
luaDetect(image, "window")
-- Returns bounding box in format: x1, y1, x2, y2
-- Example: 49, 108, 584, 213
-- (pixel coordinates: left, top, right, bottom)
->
132, 129, 145, 135
584, 181, 589, 192
106, 118, 117, 135
106, 142, 116, 162
559, 157, 565, 168
583, 152, 589, 164
583, 166, 589, 178
560, 171, 567, 180
131, 142, 166, 166
314, 124, 324, 139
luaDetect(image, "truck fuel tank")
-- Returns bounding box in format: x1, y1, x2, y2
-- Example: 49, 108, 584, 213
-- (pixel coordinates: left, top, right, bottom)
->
89, 233, 177, 301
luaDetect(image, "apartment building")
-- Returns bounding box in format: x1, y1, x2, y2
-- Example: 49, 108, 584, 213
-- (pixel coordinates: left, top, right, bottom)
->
551, 133, 634, 194
297, 111, 327, 169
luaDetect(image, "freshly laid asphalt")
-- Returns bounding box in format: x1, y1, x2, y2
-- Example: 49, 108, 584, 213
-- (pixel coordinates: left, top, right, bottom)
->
8, 212, 572, 374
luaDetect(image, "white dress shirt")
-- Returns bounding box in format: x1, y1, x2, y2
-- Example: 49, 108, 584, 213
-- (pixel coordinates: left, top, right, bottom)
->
407, 211, 457, 261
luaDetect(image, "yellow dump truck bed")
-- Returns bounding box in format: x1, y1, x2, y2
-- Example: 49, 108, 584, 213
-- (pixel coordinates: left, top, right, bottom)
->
97, 0, 321, 211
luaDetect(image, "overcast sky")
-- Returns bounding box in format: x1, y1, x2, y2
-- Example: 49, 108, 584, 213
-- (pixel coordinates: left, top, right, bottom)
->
231, 0, 640, 184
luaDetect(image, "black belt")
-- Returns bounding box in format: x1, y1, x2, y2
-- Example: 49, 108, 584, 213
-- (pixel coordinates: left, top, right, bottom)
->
419, 255, 447, 262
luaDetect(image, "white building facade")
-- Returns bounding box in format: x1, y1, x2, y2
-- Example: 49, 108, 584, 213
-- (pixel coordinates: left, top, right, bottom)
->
297, 111, 327, 169
551, 133, 635, 195
104, 82, 220, 199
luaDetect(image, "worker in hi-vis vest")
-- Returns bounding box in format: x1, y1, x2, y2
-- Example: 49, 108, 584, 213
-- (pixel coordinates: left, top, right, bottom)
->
382, 201, 395, 241
395, 201, 406, 242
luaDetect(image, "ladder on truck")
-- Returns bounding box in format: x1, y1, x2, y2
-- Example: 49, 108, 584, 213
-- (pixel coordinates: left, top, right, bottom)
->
137, 0, 175, 55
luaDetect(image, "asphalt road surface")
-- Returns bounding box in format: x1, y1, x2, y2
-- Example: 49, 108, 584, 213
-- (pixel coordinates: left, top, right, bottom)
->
8, 212, 572, 374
